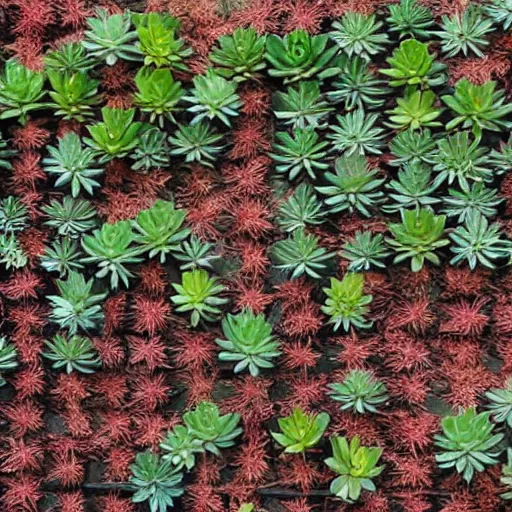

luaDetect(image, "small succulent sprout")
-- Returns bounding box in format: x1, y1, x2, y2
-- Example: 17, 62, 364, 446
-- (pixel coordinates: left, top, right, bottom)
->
133, 200, 190, 264
325, 435, 384, 503
183, 401, 242, 456
43, 334, 101, 374
216, 309, 281, 376
43, 196, 98, 238
341, 231, 391, 272
41, 238, 84, 277
486, 378, 512, 428
265, 29, 339, 83
210, 27, 266, 82
43, 132, 103, 198
486, 0, 512, 30
387, 0, 435, 39
386, 208, 449, 272
160, 424, 205, 471
328, 370, 388, 414
129, 450, 184, 512
0, 235, 27, 269
0, 196, 28, 233
271, 228, 335, 280
490, 134, 512, 175
322, 273, 373, 332
388, 128, 437, 167
502, 448, 512, 500
271, 408, 330, 453
435, 407, 504, 483
131, 127, 170, 171
44, 41, 96, 73
0, 337, 18, 387
0, 131, 16, 170
174, 236, 219, 271
171, 269, 228, 327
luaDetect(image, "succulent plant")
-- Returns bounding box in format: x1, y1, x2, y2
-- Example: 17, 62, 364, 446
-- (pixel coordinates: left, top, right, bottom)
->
174, 236, 219, 270
0, 196, 28, 233
341, 231, 391, 272
43, 196, 97, 238
501, 448, 512, 500
490, 134, 512, 174
183, 401, 242, 456
486, 0, 512, 30
272, 408, 330, 453
387, 0, 435, 39
216, 309, 281, 376
171, 269, 228, 327
43, 334, 101, 374
160, 424, 205, 471
387, 208, 449, 271
316, 153, 385, 217
325, 436, 384, 502
0, 337, 18, 387
44, 41, 96, 73
435, 408, 504, 483
43, 132, 103, 198
0, 131, 16, 170
486, 378, 512, 428
41, 238, 84, 277
328, 370, 388, 414
388, 128, 437, 167
131, 127, 170, 171
210, 27, 266, 82
0, 235, 27, 269
322, 273, 373, 332
328, 109, 386, 155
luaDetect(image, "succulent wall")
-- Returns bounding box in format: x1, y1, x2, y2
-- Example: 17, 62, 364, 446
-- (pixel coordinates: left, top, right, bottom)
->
1, 0, 512, 511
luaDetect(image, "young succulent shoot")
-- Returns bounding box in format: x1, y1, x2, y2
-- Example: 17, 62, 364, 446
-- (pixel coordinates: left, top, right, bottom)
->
171, 269, 228, 327
0, 235, 27, 269
44, 41, 96, 73
325, 436, 384, 503
43, 334, 101, 374
388, 128, 437, 167
183, 401, 242, 456
0, 131, 16, 170
129, 451, 184, 512
0, 196, 28, 233
328, 370, 388, 414
341, 231, 391, 272
41, 238, 84, 277
216, 309, 281, 376
502, 448, 512, 501
271, 408, 330, 453
210, 27, 267, 82
486, 378, 512, 428
43, 196, 97, 238
328, 109, 386, 155
271, 229, 335, 279
490, 134, 512, 174
330, 12, 389, 61
265, 29, 339, 83
133, 200, 190, 263
316, 153, 386, 217
43, 132, 103, 198
387, 208, 449, 272
131, 127, 170, 171
174, 236, 219, 270
387, 0, 435, 39
160, 424, 205, 471
0, 337, 18, 387
486, 0, 512, 30
322, 273, 373, 332
435, 408, 504, 483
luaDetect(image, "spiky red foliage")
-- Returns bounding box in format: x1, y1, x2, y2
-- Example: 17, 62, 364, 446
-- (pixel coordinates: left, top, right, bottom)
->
279, 456, 323, 492
4, 400, 44, 436
62, 403, 92, 437
98, 493, 135, 512
330, 411, 382, 445
389, 265, 432, 297
105, 447, 135, 481
283, 499, 314, 512
173, 330, 217, 369
282, 340, 320, 371
176, 166, 218, 204
58, 491, 85, 512
13, 365, 45, 399
334, 333, 380, 369
387, 371, 430, 405
439, 489, 479, 512
131, 295, 170, 336
10, 150, 45, 193
442, 267, 488, 297
55, 0, 90, 28
473, 467, 501, 512
9, 303, 46, 335
1, 474, 42, 512
99, 411, 132, 444
282, 0, 327, 33
128, 335, 168, 372
138, 262, 168, 295
233, 279, 273, 313
228, 119, 271, 160
386, 298, 434, 333
185, 483, 225, 512
224, 156, 271, 196
439, 298, 489, 336
93, 336, 125, 369
48, 451, 85, 487
101, 61, 134, 91
18, 227, 47, 258
281, 303, 322, 338
0, 268, 42, 299
98, 189, 149, 223
230, 197, 273, 238
280, 375, 327, 412
383, 330, 431, 372
230, 0, 281, 34
389, 454, 434, 488
51, 373, 89, 404
493, 297, 512, 335
186, 195, 224, 240
183, 367, 217, 406
11, 332, 44, 365
237, 240, 269, 277
448, 54, 511, 85
233, 435, 269, 484
133, 413, 172, 449
12, 0, 54, 36
240, 85, 271, 117
0, 437, 44, 473
384, 411, 438, 455
91, 373, 128, 408
103, 293, 127, 335
357, 491, 390, 512
399, 494, 432, 512
13, 120, 50, 150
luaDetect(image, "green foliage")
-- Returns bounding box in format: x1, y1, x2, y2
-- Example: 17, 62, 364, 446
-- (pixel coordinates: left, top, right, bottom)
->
330, 13, 389, 60
387, 208, 449, 271
442, 182, 502, 222
388, 128, 436, 167
41, 238, 84, 277
43, 196, 97, 238
160, 424, 205, 471
387, 0, 435, 39
328, 109, 385, 155
265, 29, 338, 83
271, 228, 334, 279
47, 70, 101, 122
0, 234, 27, 269
435, 408, 504, 483
0, 59, 47, 124
327, 56, 390, 111
270, 128, 329, 181
442, 79, 512, 140
131, 127, 170, 171
134, 67, 184, 127
0, 131, 16, 170
385, 89, 442, 131
82, 220, 142, 289
83, 8, 141, 66
43, 132, 103, 197
490, 134, 512, 174
341, 231, 391, 272
184, 69, 242, 127
0, 196, 28, 233
322, 273, 373, 332
501, 449, 512, 500
486, 0, 512, 30
276, 184, 326, 232
437, 5, 494, 58
316, 153, 385, 217
380, 39, 446, 88
486, 378, 512, 428
449, 211, 509, 269
132, 12, 192, 70
133, 200, 190, 263
48, 271, 106, 334
43, 334, 101, 374
174, 236, 219, 270
169, 122, 224, 166
383, 162, 442, 213
171, 269, 227, 327
325, 436, 384, 503
183, 401, 242, 456
210, 27, 266, 82
44, 42, 96, 73
328, 370, 388, 414
0, 337, 18, 387
216, 309, 281, 376
432, 131, 491, 188
129, 451, 184, 512
272, 81, 332, 129
272, 408, 330, 453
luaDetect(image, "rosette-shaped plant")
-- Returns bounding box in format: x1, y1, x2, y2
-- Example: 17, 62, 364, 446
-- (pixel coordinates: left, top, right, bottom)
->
43, 334, 101, 374
486, 378, 512, 428
160, 425, 205, 471
387, 0, 435, 39
0, 337, 17, 387
43, 197, 97, 238
341, 232, 391, 272
44, 41, 96, 73
0, 196, 27, 233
